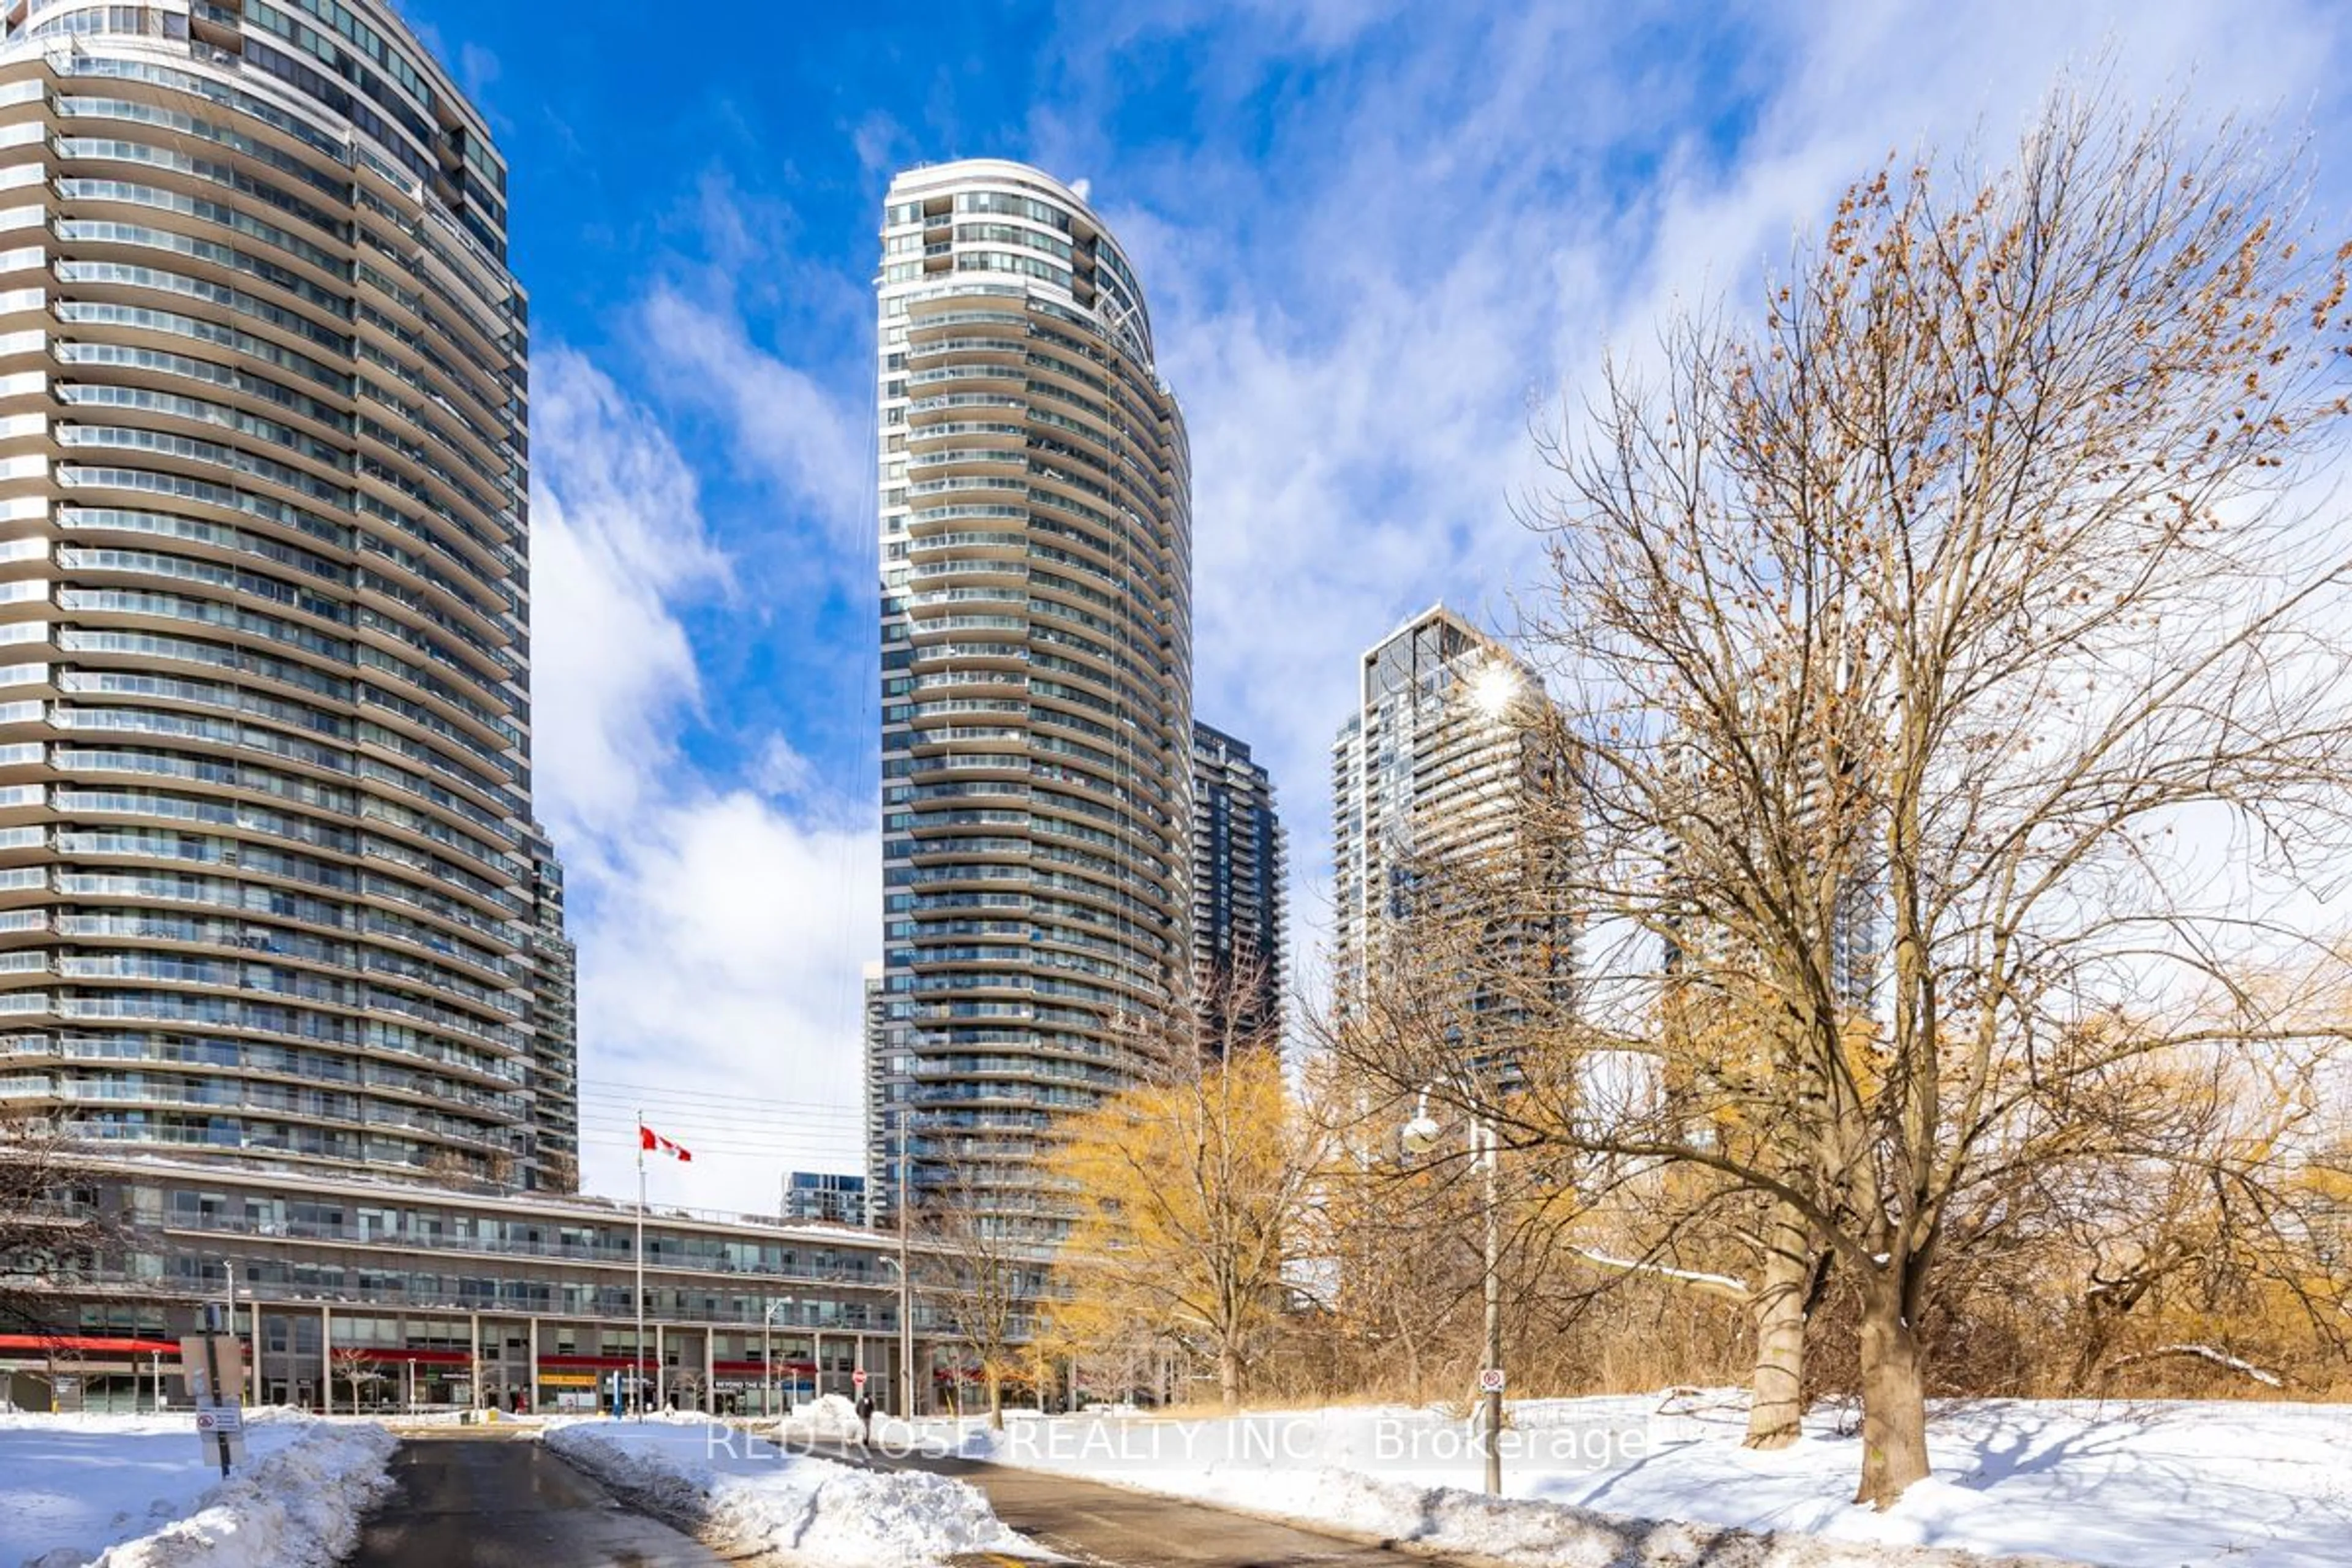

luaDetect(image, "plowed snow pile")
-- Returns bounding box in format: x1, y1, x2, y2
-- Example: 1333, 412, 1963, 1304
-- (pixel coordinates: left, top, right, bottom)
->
545, 1417, 1030, 1566
1, 1410, 394, 1568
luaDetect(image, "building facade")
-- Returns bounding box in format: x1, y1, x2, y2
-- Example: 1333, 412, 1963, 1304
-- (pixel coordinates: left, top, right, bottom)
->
0, 2, 571, 1186
1189, 720, 1283, 1052
873, 160, 1192, 1237
1331, 605, 1570, 1015
782, 1169, 867, 1228
861, 957, 903, 1231
3, 1156, 965, 1416
521, 825, 576, 1191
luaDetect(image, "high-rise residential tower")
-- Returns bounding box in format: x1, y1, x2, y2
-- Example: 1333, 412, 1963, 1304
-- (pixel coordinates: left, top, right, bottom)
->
1190, 720, 1283, 1052
0, 1, 564, 1186
1332, 605, 1570, 1014
521, 824, 578, 1191
875, 160, 1191, 1237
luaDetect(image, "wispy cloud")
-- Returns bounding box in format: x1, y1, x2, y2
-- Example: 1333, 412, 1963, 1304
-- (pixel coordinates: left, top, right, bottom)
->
636, 285, 870, 557
530, 349, 875, 1206
528, 348, 726, 843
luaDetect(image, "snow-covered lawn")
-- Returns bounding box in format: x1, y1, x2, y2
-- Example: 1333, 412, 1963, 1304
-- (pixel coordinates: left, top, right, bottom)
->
924, 1394, 2352, 1568
543, 1412, 1034, 1567
0, 1409, 395, 1568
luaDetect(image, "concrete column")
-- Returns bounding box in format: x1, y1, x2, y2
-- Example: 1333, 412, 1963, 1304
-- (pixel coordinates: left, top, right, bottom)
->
469, 1313, 481, 1408
654, 1323, 665, 1409
527, 1316, 541, 1412
813, 1330, 824, 1399
702, 1330, 714, 1415
318, 1303, 332, 1414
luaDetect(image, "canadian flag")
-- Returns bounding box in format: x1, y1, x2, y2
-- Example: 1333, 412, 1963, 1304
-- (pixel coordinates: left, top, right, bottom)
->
639, 1123, 692, 1163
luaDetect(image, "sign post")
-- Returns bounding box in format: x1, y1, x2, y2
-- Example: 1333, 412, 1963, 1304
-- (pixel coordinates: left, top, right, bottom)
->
181, 1303, 246, 1477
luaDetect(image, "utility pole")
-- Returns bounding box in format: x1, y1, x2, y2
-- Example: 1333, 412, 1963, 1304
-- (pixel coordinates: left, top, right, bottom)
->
635, 1110, 646, 1418
1403, 1091, 1506, 1496
198, 1302, 231, 1479
897, 1142, 913, 1419
1480, 1119, 1502, 1497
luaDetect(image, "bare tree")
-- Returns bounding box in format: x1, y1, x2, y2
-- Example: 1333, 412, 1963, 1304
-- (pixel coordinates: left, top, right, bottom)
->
916, 1165, 1042, 1428
1341, 91, 2352, 1507
329, 1346, 381, 1415
0, 1122, 110, 1335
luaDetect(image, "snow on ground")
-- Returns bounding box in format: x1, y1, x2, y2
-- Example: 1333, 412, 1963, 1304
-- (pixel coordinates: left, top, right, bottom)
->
0, 1409, 395, 1568
544, 1416, 1035, 1567
923, 1394, 2352, 1568
777, 1393, 866, 1445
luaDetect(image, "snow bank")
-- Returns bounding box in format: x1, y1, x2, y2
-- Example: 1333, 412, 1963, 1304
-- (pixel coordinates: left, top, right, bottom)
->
772, 1392, 865, 1445
0, 1413, 394, 1568
940, 1395, 2352, 1568
545, 1417, 1028, 1567
1132, 1464, 2074, 1567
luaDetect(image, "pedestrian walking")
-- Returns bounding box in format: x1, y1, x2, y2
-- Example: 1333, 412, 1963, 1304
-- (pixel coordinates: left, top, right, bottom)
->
856, 1392, 876, 1444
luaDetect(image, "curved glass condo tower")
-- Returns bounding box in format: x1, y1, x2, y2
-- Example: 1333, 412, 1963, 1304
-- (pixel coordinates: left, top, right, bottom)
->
874, 160, 1192, 1238
0, 0, 573, 1189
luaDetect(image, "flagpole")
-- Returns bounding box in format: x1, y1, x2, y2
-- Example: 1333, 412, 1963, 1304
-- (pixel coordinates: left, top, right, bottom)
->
635, 1109, 646, 1421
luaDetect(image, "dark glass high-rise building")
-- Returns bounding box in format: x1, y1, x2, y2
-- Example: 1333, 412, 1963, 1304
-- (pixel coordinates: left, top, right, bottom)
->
1190, 720, 1283, 1052
521, 824, 578, 1191
874, 160, 1192, 1237
0, 0, 569, 1188
1332, 605, 1572, 1022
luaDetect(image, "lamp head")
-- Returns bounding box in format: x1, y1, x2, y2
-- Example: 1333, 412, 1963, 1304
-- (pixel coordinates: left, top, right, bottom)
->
1400, 1114, 1444, 1156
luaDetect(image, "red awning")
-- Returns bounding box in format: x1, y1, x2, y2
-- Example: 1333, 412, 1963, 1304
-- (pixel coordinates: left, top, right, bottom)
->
0, 1333, 181, 1357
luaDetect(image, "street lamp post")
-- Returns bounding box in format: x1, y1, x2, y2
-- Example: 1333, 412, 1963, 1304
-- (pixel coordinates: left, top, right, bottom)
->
878, 1254, 914, 1423
876, 1148, 915, 1421
899, 1150, 913, 1419
1402, 1088, 1504, 1496
762, 1299, 791, 1419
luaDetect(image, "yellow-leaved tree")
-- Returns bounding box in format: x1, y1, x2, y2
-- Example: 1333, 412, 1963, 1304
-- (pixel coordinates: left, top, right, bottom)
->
1050, 1041, 1325, 1410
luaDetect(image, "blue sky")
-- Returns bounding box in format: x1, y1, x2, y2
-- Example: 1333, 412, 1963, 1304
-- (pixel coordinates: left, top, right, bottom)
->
394, 0, 2352, 1208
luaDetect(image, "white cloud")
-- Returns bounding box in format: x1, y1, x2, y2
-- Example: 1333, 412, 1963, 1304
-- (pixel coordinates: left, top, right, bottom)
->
569, 790, 878, 1210
530, 349, 878, 1209
529, 347, 725, 843
851, 110, 911, 182
636, 285, 872, 562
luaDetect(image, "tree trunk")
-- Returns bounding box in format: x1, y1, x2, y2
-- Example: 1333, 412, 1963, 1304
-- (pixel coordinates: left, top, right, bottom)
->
986, 1369, 1003, 1430
2065, 1304, 2120, 1394
1744, 1206, 1815, 1449
1853, 1279, 1931, 1509
1218, 1343, 1242, 1411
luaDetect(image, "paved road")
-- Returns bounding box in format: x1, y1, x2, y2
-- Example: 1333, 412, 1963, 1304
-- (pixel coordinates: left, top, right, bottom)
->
344, 1432, 747, 1567
921, 1457, 1478, 1567
344, 1427, 1475, 1568
801, 1441, 1473, 1568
